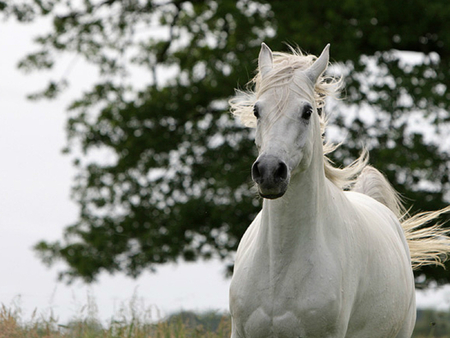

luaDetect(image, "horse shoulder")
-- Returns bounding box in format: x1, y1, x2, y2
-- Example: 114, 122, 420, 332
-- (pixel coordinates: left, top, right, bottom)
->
341, 191, 415, 336
230, 211, 265, 319
343, 191, 408, 250
234, 211, 262, 264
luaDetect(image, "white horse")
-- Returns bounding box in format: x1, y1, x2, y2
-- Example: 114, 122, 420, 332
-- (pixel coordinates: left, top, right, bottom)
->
229, 43, 450, 338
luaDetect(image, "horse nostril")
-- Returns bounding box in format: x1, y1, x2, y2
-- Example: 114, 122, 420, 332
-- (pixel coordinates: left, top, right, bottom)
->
252, 158, 288, 185
252, 161, 262, 183
275, 162, 288, 181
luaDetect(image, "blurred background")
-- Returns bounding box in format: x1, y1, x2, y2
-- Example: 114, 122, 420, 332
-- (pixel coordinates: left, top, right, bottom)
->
0, 18, 230, 323
2, 0, 450, 328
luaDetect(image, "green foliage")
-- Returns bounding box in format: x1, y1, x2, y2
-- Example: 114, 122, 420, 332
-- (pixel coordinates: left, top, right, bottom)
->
2, 0, 450, 285
167, 310, 227, 333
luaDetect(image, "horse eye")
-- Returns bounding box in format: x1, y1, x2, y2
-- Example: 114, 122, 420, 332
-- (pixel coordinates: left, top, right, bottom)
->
301, 105, 313, 120
253, 105, 260, 119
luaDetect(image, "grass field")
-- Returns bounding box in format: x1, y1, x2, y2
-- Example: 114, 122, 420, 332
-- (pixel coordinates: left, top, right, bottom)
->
0, 304, 231, 338
0, 297, 449, 338
0, 291, 231, 338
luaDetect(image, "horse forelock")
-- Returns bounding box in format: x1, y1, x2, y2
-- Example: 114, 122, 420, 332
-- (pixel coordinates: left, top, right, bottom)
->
256, 52, 315, 106
230, 47, 339, 128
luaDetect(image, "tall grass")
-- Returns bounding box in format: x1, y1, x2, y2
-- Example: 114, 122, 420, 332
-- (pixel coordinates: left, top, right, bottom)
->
0, 293, 231, 338
1, 296, 449, 337
0, 306, 231, 338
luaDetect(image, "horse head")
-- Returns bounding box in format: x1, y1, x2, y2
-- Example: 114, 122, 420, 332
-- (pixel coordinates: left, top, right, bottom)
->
251, 43, 330, 199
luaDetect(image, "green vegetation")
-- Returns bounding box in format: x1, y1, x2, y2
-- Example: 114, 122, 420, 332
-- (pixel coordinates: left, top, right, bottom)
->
2, 0, 450, 286
0, 305, 231, 338
414, 308, 450, 338
1, 303, 450, 337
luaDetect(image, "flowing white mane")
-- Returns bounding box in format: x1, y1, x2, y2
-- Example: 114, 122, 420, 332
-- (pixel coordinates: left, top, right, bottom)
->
229, 46, 367, 191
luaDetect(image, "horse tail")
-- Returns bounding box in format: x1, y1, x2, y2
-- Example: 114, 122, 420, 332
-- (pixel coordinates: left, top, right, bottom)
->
352, 165, 450, 269
352, 166, 405, 219
402, 207, 450, 269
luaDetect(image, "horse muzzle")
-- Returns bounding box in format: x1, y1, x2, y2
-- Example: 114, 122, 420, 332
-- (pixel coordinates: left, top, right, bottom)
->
252, 155, 290, 199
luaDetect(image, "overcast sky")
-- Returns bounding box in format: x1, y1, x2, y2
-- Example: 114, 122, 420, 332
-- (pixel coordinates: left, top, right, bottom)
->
1, 16, 449, 325
0, 18, 230, 324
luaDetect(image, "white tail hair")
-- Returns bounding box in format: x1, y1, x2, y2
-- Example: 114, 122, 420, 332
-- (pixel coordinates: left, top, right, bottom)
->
352, 166, 406, 219
352, 166, 450, 269
402, 207, 450, 269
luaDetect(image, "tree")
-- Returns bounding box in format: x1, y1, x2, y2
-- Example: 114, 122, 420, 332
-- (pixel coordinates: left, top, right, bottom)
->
2, 0, 450, 286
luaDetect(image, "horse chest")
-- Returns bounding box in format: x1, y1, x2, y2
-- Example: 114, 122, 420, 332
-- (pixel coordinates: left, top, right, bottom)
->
230, 253, 343, 337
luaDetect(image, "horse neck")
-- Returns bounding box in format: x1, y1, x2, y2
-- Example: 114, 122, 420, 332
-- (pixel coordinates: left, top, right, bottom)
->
261, 141, 329, 255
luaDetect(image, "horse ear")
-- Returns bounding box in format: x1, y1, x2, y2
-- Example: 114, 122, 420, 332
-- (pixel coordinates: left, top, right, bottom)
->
259, 42, 273, 78
305, 44, 330, 84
